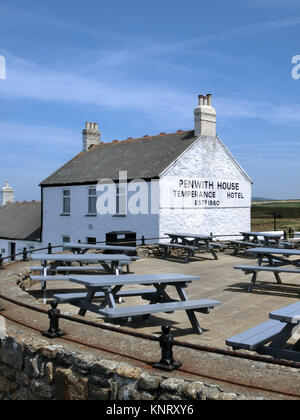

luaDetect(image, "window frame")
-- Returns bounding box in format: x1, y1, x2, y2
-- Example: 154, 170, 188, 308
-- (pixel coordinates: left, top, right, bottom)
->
87, 186, 97, 215
62, 188, 71, 215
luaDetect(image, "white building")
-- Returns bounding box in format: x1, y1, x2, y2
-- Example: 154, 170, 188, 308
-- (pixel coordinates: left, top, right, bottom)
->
0, 201, 41, 260
40, 94, 252, 245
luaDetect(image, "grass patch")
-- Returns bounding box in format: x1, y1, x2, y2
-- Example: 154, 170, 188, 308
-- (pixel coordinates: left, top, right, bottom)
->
251, 200, 300, 231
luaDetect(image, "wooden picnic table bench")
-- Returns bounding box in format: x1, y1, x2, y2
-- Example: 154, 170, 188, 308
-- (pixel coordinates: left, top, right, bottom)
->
246, 247, 300, 266
226, 301, 300, 361
230, 232, 293, 255
158, 232, 219, 262
155, 242, 200, 263
234, 264, 300, 292
54, 273, 222, 334
30, 253, 133, 302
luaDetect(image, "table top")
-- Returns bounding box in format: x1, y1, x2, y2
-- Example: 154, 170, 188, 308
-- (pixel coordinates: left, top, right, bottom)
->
240, 231, 282, 238
69, 273, 200, 287
246, 247, 300, 256
269, 301, 300, 324
165, 232, 214, 240
31, 253, 132, 262
63, 242, 137, 251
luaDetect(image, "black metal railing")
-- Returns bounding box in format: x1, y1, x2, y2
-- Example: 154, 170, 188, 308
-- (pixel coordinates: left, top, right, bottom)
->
0, 233, 244, 270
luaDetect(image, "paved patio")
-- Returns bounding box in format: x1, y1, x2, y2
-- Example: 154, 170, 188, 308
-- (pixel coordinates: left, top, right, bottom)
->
23, 248, 300, 348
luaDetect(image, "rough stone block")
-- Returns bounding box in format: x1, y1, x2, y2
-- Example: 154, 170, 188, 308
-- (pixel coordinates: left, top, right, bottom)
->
55, 368, 88, 400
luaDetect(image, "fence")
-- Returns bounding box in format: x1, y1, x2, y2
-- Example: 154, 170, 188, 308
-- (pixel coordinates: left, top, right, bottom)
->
0, 233, 244, 269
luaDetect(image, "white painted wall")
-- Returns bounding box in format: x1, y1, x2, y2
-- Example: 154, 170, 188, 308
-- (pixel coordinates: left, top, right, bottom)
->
42, 181, 159, 246
0, 238, 40, 260
159, 136, 252, 238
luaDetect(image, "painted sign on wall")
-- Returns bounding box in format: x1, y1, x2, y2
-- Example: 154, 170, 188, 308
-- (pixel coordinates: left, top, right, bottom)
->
160, 177, 250, 209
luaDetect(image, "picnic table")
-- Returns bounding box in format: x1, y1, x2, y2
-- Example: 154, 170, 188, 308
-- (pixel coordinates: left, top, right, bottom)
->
226, 301, 300, 362
230, 231, 292, 255
234, 247, 300, 292
63, 242, 137, 255
30, 253, 132, 302
54, 273, 222, 334
156, 232, 220, 263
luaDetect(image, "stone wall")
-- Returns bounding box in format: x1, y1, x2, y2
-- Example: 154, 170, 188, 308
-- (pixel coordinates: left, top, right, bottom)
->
0, 330, 250, 400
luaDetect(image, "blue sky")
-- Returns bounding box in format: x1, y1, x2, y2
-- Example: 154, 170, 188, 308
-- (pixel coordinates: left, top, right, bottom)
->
0, 0, 300, 200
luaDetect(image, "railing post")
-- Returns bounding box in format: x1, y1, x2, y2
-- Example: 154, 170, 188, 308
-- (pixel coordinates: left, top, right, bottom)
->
22, 247, 28, 262
48, 243, 52, 255
141, 235, 145, 246
42, 301, 66, 339
153, 325, 182, 371
0, 254, 3, 270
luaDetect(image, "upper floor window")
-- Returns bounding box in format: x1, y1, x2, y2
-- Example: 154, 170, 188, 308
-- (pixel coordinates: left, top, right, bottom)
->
63, 189, 70, 214
88, 187, 97, 214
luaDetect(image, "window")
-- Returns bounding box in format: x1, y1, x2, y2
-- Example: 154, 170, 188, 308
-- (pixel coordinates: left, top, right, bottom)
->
63, 189, 70, 214
62, 236, 70, 243
116, 183, 127, 215
88, 187, 97, 214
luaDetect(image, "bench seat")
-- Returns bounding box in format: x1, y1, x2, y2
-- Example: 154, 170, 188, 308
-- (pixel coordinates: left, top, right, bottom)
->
98, 299, 222, 319
226, 320, 287, 351
55, 265, 105, 272
234, 265, 300, 274
156, 242, 198, 251
30, 266, 56, 272
30, 275, 71, 282
230, 240, 263, 245
54, 288, 158, 302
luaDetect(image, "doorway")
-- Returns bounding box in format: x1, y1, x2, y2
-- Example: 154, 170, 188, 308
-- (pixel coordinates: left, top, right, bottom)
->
10, 242, 16, 261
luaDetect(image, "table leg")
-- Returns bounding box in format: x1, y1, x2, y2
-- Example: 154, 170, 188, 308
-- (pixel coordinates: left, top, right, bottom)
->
248, 272, 257, 293
183, 249, 193, 263
273, 272, 282, 285
208, 246, 218, 260
175, 285, 203, 334
149, 284, 174, 305
234, 243, 240, 256
78, 289, 96, 316
258, 324, 300, 361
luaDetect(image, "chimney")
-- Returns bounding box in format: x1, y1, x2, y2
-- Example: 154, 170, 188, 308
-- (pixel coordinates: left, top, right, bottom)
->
1, 181, 15, 206
82, 122, 101, 151
194, 94, 217, 137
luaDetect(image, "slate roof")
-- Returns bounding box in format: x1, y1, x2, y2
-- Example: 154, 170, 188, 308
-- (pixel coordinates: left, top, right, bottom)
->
0, 201, 41, 241
40, 130, 198, 186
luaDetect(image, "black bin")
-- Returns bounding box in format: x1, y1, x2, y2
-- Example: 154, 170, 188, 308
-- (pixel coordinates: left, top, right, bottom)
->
106, 230, 136, 256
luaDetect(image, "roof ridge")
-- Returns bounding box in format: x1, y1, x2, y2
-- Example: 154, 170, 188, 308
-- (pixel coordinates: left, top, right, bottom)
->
93, 129, 192, 148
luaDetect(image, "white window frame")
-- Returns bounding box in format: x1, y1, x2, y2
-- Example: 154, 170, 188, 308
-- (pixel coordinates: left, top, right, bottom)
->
62, 189, 71, 215
88, 186, 97, 215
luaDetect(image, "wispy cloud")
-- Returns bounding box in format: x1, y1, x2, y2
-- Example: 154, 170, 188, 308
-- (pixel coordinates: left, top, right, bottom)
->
137, 16, 300, 56
1, 50, 300, 129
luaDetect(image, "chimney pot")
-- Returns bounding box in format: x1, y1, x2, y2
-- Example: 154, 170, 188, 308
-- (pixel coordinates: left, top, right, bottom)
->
194, 94, 216, 137
82, 121, 101, 151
